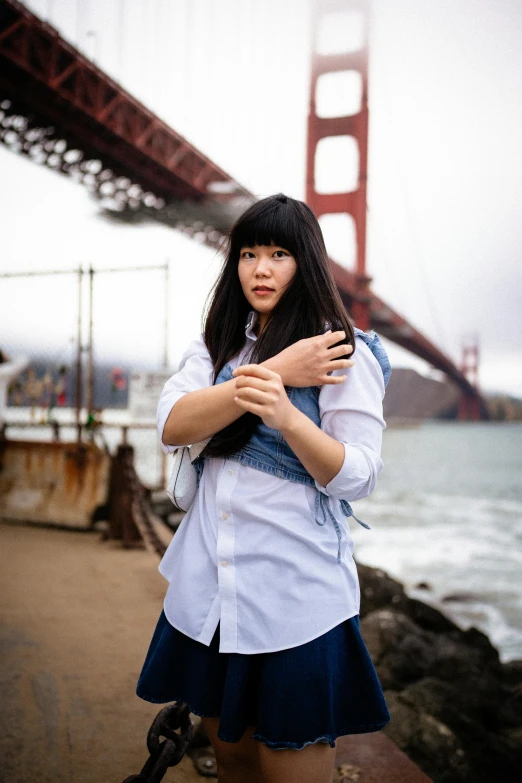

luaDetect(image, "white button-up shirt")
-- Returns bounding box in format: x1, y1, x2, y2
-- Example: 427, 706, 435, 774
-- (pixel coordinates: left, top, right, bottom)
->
156, 310, 386, 654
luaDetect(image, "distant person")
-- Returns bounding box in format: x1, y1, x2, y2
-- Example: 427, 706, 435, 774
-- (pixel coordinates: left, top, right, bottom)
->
86, 407, 108, 451
136, 194, 392, 782
0, 350, 29, 429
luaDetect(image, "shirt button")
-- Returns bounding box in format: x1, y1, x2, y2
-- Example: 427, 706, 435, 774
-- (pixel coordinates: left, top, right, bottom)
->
221, 512, 228, 520
221, 560, 228, 568
227, 469, 234, 476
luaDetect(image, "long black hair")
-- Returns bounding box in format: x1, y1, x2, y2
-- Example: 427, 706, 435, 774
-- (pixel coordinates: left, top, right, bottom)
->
201, 193, 356, 457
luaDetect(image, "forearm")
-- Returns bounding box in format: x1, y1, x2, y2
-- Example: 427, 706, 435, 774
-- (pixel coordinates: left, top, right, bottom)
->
162, 357, 281, 446
279, 406, 345, 488
162, 378, 243, 446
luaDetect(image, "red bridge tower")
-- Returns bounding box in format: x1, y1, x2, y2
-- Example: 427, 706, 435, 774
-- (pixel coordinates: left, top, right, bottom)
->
306, 0, 371, 330
458, 336, 483, 420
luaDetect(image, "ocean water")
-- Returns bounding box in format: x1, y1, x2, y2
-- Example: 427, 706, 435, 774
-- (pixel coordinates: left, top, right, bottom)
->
6, 411, 522, 663
349, 422, 522, 664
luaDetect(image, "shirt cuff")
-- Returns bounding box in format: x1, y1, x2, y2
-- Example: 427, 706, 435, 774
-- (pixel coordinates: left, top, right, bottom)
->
314, 442, 383, 502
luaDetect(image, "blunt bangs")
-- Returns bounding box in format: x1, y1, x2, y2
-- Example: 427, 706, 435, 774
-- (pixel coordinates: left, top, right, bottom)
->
230, 199, 301, 261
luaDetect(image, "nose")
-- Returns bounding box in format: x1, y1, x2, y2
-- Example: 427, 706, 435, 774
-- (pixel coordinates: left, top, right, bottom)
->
254, 253, 272, 275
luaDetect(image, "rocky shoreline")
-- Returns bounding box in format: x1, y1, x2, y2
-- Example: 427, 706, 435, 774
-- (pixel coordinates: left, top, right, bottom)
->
357, 562, 522, 782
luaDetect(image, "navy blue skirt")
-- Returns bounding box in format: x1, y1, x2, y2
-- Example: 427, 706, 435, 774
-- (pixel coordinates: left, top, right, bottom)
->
136, 609, 391, 750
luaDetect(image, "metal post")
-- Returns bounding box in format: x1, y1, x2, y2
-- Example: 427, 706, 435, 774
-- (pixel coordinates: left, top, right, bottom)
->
75, 266, 83, 442
162, 260, 170, 489
164, 260, 169, 372
86, 265, 94, 421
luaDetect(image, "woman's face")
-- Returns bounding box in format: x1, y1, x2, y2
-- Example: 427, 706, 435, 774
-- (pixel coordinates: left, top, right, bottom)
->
238, 243, 297, 332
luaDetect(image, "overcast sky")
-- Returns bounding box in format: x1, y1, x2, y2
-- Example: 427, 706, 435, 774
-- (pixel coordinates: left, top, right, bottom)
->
1, 0, 521, 396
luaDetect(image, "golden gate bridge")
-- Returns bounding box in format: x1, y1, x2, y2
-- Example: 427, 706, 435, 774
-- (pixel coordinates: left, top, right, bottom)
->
0, 0, 486, 420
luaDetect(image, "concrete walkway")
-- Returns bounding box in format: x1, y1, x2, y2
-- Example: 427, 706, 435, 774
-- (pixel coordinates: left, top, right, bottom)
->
0, 519, 431, 783
0, 519, 200, 783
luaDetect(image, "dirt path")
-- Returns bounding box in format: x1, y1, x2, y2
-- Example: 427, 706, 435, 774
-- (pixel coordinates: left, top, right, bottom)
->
0, 519, 201, 783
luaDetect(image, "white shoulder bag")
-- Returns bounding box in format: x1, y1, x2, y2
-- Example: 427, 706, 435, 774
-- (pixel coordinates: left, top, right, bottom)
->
166, 438, 211, 512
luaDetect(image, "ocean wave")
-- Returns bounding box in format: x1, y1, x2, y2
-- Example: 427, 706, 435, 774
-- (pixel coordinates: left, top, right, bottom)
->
352, 490, 522, 527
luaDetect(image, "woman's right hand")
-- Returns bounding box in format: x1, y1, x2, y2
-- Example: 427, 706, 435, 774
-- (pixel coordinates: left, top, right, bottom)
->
263, 330, 355, 388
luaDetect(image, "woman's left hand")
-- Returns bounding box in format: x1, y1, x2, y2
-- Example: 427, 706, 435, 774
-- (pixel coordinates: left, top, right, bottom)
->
231, 364, 297, 431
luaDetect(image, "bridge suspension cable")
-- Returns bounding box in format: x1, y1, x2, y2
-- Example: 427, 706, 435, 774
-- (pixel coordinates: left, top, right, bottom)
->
370, 62, 452, 356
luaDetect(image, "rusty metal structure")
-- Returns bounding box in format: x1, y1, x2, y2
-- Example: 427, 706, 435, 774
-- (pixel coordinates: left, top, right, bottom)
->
0, 438, 110, 528
0, 0, 486, 419
0, 433, 173, 553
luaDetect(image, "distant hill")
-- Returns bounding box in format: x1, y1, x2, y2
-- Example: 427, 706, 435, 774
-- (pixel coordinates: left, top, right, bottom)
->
383, 368, 460, 420
384, 369, 522, 421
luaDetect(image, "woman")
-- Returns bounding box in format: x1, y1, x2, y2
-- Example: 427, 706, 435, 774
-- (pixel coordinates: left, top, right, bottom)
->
137, 193, 392, 783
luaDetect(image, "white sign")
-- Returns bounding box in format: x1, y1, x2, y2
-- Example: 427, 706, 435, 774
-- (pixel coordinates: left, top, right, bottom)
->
129, 371, 172, 421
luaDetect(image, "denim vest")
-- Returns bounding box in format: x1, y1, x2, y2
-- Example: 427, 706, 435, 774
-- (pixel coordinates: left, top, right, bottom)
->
194, 328, 391, 563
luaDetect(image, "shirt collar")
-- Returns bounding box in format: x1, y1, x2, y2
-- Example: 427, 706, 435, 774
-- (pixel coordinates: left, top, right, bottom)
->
245, 310, 332, 340
245, 309, 258, 341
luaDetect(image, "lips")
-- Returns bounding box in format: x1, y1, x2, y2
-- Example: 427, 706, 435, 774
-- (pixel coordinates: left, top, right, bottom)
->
253, 286, 274, 292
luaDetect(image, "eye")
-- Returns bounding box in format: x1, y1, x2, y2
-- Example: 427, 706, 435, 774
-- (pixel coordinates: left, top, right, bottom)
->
274, 249, 289, 258
240, 250, 255, 259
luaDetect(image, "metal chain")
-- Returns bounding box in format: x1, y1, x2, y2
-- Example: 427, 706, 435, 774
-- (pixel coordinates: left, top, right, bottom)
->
122, 702, 194, 783
108, 444, 172, 556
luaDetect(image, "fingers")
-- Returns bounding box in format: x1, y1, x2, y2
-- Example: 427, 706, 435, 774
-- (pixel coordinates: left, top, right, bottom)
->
323, 329, 348, 345
235, 386, 276, 405
321, 374, 347, 384
232, 364, 279, 380
321, 356, 356, 383
234, 375, 272, 392
233, 395, 264, 416
328, 342, 353, 357
328, 357, 355, 371
323, 330, 353, 355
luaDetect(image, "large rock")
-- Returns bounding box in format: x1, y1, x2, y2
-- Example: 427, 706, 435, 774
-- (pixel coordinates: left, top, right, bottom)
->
398, 677, 521, 783
382, 689, 470, 783
356, 563, 522, 782
361, 609, 438, 689
357, 562, 410, 617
